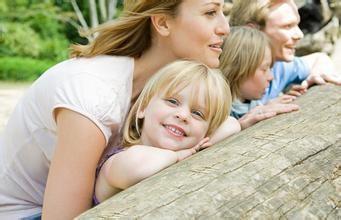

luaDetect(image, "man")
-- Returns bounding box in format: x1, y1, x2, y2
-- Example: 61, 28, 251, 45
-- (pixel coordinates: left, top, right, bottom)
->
229, 0, 341, 129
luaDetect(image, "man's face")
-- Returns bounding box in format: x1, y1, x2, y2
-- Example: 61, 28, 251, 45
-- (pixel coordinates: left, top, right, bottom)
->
263, 1, 304, 62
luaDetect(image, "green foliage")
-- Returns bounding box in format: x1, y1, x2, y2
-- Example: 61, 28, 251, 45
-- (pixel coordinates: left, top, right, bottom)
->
0, 1, 8, 13
39, 37, 69, 61
0, 1, 73, 62
0, 22, 41, 57
0, 56, 56, 81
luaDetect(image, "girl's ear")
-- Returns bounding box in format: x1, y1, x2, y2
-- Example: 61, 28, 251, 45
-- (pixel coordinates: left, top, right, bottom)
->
150, 14, 171, 37
137, 109, 145, 119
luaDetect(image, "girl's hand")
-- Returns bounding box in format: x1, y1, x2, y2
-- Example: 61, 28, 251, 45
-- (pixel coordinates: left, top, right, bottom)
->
239, 103, 299, 130
268, 94, 297, 104
284, 81, 308, 97
176, 137, 212, 162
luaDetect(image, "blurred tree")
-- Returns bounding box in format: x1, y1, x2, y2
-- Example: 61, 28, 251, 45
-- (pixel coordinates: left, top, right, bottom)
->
70, 0, 121, 41
0, 0, 73, 60
0, 0, 124, 60
0, 0, 124, 80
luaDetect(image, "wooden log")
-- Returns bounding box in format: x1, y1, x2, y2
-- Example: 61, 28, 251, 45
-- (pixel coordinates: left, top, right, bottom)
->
77, 84, 341, 219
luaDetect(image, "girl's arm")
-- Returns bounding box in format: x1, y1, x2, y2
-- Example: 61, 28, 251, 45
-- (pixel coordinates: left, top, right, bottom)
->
101, 145, 178, 191
42, 108, 107, 219
96, 142, 210, 201
238, 103, 299, 130
209, 116, 241, 144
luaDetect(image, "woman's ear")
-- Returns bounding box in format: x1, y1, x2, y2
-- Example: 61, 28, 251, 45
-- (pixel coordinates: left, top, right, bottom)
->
246, 22, 261, 30
150, 14, 171, 36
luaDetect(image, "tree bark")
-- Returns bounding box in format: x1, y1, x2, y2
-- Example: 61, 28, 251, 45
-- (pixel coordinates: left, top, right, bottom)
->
108, 0, 117, 20
77, 84, 341, 219
70, 0, 89, 31
99, 0, 107, 22
89, 0, 99, 28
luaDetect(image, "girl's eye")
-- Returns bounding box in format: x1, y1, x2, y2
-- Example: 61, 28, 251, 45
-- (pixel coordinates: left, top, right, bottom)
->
192, 110, 205, 119
262, 67, 270, 73
165, 98, 179, 106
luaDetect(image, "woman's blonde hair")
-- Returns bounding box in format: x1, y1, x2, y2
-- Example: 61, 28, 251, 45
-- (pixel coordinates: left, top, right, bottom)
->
123, 60, 232, 146
71, 0, 182, 58
219, 26, 274, 100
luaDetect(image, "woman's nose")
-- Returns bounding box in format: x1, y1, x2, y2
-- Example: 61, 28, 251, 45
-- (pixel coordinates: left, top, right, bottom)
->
216, 13, 230, 37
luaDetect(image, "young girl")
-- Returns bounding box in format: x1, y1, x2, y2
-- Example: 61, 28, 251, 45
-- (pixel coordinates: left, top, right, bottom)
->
220, 26, 299, 129
93, 60, 238, 204
0, 1, 229, 219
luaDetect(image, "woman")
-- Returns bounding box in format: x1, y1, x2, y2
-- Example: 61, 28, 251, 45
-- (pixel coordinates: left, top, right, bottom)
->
0, 0, 229, 219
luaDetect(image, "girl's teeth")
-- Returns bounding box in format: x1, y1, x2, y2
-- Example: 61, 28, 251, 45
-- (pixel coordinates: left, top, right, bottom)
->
167, 126, 184, 136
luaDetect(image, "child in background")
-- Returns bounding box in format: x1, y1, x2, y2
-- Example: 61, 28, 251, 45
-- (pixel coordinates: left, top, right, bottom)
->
94, 60, 240, 204
220, 26, 299, 128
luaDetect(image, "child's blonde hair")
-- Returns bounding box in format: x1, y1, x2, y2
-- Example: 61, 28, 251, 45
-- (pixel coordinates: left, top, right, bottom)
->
123, 60, 232, 146
219, 26, 274, 100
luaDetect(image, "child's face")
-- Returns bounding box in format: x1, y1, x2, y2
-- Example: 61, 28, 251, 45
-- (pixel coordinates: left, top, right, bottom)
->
239, 46, 273, 101
138, 82, 209, 151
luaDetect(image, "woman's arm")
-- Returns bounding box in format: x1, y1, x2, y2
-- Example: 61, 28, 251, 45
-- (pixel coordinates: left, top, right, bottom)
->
42, 108, 107, 219
209, 116, 241, 144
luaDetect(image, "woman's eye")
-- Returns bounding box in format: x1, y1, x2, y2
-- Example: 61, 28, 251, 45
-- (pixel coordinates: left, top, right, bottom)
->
192, 110, 205, 119
206, 10, 217, 16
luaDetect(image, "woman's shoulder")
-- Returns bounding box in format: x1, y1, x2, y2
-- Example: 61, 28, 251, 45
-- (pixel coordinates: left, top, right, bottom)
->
38, 55, 134, 93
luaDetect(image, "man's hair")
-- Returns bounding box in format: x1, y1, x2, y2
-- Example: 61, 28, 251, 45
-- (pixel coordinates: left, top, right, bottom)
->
229, 0, 270, 29
229, 0, 296, 29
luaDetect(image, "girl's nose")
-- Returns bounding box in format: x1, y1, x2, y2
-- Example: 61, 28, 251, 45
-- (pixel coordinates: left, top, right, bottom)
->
267, 70, 274, 81
175, 109, 190, 123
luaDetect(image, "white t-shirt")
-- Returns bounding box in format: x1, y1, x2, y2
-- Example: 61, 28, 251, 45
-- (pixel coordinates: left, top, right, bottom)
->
0, 55, 134, 218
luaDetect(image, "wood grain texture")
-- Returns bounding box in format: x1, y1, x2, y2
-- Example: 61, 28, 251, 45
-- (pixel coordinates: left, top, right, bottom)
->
77, 84, 341, 219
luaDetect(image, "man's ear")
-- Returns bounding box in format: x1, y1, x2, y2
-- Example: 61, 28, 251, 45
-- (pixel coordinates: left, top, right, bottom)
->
150, 14, 171, 36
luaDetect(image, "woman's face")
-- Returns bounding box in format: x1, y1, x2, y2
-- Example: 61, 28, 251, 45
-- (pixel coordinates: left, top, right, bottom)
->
167, 0, 229, 68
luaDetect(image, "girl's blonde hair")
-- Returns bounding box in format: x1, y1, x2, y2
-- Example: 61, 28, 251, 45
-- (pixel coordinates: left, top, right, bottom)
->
219, 26, 274, 100
123, 60, 232, 146
71, 0, 182, 58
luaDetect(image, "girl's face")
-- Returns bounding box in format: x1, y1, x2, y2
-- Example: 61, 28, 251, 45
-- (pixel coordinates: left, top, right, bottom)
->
239, 46, 273, 101
138, 82, 209, 151
167, 0, 229, 68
